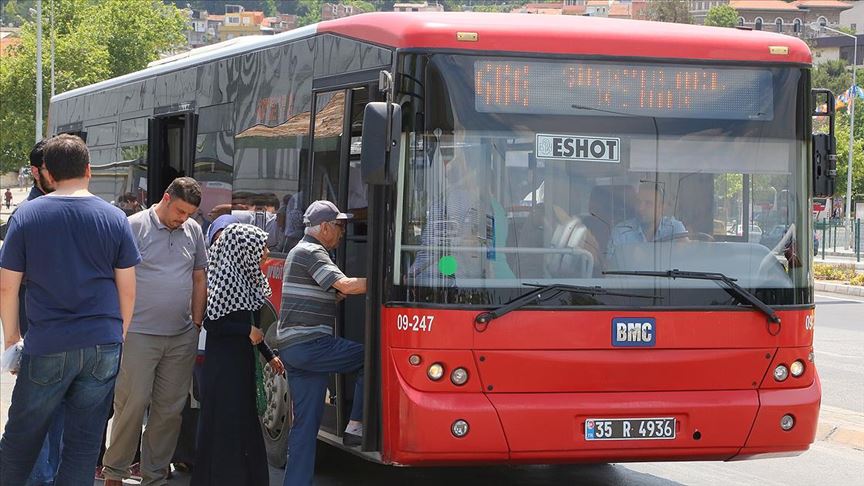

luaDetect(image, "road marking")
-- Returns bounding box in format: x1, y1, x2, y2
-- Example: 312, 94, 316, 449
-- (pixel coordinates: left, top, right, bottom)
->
816, 293, 864, 304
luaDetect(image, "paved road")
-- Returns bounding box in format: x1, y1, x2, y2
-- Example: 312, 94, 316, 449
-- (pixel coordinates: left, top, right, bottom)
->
1, 293, 861, 485
811, 292, 864, 413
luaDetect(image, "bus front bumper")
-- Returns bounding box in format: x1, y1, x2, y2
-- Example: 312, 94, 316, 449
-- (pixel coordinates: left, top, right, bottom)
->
384, 373, 821, 465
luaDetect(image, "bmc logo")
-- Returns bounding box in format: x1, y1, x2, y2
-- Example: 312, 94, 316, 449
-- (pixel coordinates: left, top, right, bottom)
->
612, 318, 656, 347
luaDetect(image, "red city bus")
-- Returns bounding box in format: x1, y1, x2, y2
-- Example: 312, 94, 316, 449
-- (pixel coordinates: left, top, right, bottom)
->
49, 12, 836, 467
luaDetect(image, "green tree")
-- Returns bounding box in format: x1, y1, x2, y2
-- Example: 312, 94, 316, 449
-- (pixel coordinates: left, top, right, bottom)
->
2, 0, 21, 25
88, 0, 186, 78
296, 0, 321, 26
704, 4, 737, 28
0, 0, 186, 172
645, 0, 691, 24
346, 0, 375, 13
812, 59, 853, 98
832, 108, 864, 204
264, 0, 279, 16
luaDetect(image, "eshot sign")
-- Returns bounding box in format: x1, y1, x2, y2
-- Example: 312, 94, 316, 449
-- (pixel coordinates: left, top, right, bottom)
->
536, 133, 620, 163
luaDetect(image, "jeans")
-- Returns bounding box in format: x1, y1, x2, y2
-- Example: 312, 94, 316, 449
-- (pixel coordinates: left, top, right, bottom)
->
25, 407, 64, 486
0, 343, 121, 486
280, 336, 364, 486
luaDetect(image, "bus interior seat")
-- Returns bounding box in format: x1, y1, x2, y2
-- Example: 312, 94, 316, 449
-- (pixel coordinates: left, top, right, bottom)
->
545, 217, 594, 278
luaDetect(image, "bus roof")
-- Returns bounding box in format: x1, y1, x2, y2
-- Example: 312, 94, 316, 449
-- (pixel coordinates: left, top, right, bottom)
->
319, 12, 811, 64
52, 12, 809, 103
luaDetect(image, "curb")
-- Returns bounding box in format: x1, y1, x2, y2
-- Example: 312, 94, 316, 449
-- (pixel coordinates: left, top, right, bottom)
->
817, 406, 864, 450
815, 281, 864, 297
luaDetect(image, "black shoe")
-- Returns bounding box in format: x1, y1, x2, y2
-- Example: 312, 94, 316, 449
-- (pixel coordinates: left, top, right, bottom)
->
342, 432, 362, 447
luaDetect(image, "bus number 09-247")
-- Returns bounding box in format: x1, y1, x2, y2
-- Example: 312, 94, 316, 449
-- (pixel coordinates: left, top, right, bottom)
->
396, 314, 434, 332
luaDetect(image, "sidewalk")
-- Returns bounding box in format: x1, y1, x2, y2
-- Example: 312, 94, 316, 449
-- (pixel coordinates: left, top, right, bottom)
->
817, 405, 864, 450
0, 186, 31, 222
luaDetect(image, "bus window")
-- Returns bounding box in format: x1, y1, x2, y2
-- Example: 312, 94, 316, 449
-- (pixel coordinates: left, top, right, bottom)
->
311, 90, 346, 203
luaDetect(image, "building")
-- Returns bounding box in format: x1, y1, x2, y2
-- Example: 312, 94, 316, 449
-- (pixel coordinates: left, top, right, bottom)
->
840, 0, 864, 33
393, 2, 444, 12
268, 14, 298, 34
608, 2, 631, 19
730, 1, 852, 36
631, 0, 649, 20
689, 1, 730, 25
219, 4, 265, 41
810, 33, 864, 64
185, 10, 224, 49
321, 3, 358, 21
513, 2, 564, 14
586, 0, 610, 17
0, 28, 21, 57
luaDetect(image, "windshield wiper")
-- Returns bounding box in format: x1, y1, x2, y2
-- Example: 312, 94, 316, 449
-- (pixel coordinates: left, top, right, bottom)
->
474, 283, 658, 328
602, 269, 781, 325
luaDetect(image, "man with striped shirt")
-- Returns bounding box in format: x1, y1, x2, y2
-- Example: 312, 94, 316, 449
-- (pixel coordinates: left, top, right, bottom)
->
276, 200, 366, 486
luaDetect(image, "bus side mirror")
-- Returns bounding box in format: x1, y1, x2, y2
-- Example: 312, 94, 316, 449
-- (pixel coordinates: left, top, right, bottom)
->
361, 102, 401, 185
811, 88, 837, 197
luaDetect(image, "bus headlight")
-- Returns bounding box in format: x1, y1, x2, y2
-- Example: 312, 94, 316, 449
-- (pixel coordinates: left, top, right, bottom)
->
773, 365, 789, 382
451, 419, 469, 438
427, 363, 445, 381
790, 360, 805, 377
780, 414, 795, 431
450, 367, 469, 386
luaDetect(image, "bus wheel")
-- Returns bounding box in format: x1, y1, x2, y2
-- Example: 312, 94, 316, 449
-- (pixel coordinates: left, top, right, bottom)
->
260, 327, 292, 468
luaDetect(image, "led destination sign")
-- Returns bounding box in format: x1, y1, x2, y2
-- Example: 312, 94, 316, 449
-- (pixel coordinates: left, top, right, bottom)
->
474, 60, 773, 120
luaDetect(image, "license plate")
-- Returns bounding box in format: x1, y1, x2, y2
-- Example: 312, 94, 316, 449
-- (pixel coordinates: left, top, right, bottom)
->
585, 417, 676, 441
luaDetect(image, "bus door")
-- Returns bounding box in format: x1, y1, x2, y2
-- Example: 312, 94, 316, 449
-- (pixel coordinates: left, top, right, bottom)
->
308, 83, 379, 445
146, 111, 198, 206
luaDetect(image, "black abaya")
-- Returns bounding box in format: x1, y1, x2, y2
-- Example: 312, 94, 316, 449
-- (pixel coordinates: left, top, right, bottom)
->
192, 310, 272, 486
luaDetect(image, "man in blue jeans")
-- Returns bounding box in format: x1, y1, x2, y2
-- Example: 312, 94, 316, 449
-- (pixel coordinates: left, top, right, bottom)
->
276, 200, 367, 486
0, 138, 65, 486
0, 134, 140, 486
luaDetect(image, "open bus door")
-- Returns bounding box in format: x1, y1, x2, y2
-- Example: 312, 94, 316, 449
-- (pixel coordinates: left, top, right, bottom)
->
259, 76, 395, 467
146, 111, 198, 206
306, 77, 388, 456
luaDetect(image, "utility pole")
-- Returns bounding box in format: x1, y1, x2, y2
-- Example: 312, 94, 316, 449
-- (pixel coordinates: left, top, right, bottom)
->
35, 0, 43, 142
50, 0, 55, 98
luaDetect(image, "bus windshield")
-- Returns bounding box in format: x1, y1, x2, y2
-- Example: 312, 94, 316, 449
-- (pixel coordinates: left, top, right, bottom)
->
393, 54, 810, 307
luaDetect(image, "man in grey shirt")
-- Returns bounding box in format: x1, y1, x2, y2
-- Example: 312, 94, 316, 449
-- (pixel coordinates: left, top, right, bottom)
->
103, 178, 207, 486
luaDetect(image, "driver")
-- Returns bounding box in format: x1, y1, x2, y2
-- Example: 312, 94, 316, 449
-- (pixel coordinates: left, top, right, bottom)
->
609, 182, 687, 256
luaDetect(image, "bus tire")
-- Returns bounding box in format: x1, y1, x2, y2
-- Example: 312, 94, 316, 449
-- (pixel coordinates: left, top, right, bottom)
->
260, 323, 293, 468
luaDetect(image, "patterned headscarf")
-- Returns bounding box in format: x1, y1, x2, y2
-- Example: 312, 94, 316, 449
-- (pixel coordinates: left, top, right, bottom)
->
206, 223, 272, 321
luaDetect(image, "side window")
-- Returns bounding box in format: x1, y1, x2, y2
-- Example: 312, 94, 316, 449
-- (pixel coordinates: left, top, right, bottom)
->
118, 117, 149, 215
194, 103, 235, 231
310, 90, 346, 203
232, 39, 314, 254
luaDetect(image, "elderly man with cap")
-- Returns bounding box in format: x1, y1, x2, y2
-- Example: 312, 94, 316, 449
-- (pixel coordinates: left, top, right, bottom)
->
276, 200, 366, 486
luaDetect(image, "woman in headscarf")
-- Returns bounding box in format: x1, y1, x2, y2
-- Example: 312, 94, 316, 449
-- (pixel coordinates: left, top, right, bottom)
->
192, 223, 284, 486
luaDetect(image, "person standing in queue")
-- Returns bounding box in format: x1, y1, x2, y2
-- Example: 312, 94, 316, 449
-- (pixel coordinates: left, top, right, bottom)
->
0, 134, 139, 485
192, 223, 285, 485
102, 177, 207, 486
276, 200, 367, 486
